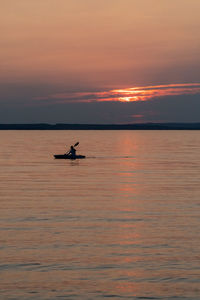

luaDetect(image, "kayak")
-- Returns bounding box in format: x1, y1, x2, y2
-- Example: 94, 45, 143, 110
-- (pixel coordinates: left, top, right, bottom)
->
54, 154, 86, 159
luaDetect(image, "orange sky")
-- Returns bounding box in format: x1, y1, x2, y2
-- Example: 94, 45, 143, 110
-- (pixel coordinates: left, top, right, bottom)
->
2, 0, 200, 86
1, 0, 200, 123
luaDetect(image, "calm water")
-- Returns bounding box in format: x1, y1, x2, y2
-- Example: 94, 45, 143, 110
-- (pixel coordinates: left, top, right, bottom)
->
0, 130, 200, 300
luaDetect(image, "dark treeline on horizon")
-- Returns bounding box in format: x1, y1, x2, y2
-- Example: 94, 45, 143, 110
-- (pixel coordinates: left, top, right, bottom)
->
1, 123, 200, 130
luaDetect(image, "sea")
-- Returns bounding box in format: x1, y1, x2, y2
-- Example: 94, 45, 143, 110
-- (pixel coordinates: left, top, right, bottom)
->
0, 130, 200, 300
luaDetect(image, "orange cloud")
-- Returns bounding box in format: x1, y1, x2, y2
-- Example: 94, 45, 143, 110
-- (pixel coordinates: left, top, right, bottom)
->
35, 83, 200, 104
111, 83, 200, 102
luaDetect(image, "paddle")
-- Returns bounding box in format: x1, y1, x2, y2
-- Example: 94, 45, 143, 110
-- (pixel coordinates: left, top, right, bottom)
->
74, 142, 79, 147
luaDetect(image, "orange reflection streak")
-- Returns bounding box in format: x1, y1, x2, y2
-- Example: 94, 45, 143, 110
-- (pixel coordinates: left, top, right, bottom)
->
34, 83, 200, 104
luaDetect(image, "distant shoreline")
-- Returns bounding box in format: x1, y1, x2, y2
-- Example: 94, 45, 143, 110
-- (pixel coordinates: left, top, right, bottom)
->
1, 123, 200, 130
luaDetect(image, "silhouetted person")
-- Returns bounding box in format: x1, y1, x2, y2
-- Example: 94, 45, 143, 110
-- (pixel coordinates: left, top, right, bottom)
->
67, 145, 76, 157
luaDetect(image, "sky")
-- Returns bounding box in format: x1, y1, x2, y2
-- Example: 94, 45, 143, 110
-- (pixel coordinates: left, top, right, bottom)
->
1, 0, 200, 123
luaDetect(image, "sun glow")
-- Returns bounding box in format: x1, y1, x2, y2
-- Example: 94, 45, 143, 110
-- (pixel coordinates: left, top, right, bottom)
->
111, 83, 200, 103
119, 96, 139, 102
35, 83, 200, 104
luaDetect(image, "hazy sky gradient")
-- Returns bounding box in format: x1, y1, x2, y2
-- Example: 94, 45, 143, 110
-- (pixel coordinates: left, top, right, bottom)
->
1, 0, 200, 123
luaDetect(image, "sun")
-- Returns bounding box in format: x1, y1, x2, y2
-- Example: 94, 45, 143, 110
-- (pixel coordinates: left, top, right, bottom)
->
118, 97, 132, 102
118, 96, 139, 102
123, 97, 131, 102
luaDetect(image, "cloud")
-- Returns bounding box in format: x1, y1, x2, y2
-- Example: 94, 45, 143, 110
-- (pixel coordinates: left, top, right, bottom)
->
1, 92, 200, 124
1, 82, 200, 124
34, 83, 200, 104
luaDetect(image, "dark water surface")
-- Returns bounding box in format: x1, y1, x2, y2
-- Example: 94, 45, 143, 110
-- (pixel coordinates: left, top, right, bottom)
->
0, 130, 200, 299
